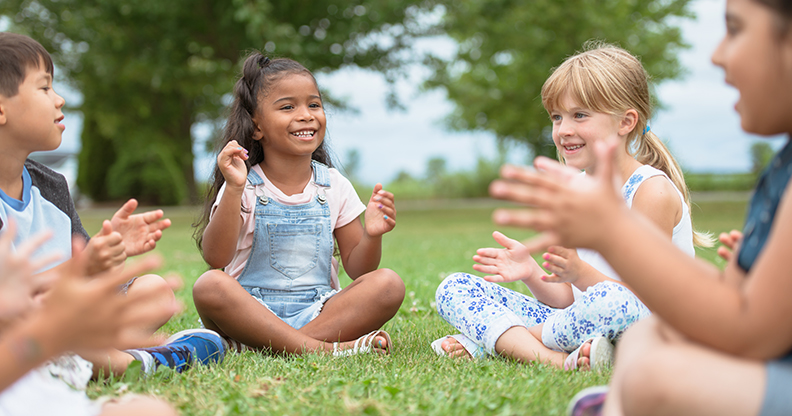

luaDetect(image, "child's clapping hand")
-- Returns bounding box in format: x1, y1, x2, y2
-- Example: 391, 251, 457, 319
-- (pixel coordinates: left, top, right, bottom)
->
539, 245, 587, 284
0, 222, 60, 324
473, 231, 541, 283
217, 140, 250, 190
364, 183, 396, 237
717, 230, 743, 262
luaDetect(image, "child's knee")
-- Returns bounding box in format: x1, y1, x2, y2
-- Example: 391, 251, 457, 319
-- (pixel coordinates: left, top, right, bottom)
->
373, 268, 405, 307
192, 270, 232, 308
435, 272, 476, 303
127, 274, 176, 322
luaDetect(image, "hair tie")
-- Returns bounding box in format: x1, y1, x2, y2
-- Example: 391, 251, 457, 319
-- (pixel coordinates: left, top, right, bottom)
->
258, 56, 270, 69
643, 124, 651, 135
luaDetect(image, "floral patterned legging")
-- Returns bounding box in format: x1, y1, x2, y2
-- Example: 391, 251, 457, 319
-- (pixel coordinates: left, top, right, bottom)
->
435, 273, 650, 356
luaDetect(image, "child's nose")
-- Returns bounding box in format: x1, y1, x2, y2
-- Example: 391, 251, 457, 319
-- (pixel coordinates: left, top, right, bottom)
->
558, 119, 574, 136
296, 106, 313, 121
54, 91, 66, 109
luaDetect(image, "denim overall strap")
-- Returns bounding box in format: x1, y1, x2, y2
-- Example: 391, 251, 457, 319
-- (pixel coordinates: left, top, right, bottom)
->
237, 162, 335, 310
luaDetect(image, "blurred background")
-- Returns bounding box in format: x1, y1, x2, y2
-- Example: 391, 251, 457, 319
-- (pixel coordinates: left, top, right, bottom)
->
1, 0, 784, 206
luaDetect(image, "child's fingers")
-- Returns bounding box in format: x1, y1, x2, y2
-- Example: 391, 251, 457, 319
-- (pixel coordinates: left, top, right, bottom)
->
372, 183, 383, 196
473, 250, 499, 262
481, 274, 505, 283
112, 199, 138, 221
492, 231, 521, 250
541, 273, 564, 283
472, 263, 499, 275
97, 220, 113, 237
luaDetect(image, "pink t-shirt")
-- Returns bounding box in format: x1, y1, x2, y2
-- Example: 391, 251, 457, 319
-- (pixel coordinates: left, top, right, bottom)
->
210, 164, 366, 290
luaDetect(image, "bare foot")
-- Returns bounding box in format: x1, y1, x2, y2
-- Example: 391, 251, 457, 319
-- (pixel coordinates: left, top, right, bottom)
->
441, 337, 473, 359
576, 340, 592, 370
334, 331, 391, 355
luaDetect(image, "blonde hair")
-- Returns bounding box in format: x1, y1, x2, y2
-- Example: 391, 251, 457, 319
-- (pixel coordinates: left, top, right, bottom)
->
541, 41, 713, 247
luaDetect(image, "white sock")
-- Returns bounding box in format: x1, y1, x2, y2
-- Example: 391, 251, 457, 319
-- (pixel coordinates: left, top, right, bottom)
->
125, 349, 156, 374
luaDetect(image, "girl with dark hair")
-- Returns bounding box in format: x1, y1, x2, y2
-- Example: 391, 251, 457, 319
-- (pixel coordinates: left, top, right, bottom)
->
192, 53, 404, 356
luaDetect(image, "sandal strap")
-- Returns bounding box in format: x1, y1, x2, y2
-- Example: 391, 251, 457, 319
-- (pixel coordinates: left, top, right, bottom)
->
332, 330, 389, 357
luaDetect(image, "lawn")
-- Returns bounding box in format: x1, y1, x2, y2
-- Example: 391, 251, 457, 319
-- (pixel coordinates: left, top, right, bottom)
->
77, 196, 748, 415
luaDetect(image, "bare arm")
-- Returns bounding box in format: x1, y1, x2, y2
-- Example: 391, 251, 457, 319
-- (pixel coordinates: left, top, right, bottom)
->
334, 184, 395, 279
490, 142, 792, 359
202, 142, 249, 268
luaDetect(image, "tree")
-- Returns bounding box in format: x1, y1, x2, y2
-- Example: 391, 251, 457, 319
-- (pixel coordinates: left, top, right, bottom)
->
423, 0, 694, 158
1, 0, 433, 204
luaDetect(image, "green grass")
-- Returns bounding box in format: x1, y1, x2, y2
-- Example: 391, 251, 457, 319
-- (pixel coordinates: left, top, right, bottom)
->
77, 196, 748, 415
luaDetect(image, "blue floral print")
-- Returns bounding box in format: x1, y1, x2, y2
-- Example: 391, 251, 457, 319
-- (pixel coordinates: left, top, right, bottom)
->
435, 273, 650, 355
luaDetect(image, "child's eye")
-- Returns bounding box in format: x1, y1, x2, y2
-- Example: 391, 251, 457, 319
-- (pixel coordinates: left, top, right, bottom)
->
574, 112, 587, 119
280, 105, 294, 110
550, 114, 561, 121
309, 102, 322, 109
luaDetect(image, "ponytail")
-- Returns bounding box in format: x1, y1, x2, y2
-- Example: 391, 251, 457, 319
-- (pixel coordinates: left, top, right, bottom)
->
632, 129, 714, 248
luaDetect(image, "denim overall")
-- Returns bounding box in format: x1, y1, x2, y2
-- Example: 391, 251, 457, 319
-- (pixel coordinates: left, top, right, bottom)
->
237, 161, 336, 329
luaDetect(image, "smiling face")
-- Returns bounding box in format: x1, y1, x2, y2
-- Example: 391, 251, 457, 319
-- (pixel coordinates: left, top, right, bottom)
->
711, 0, 792, 135
550, 93, 624, 172
252, 73, 326, 161
0, 60, 66, 153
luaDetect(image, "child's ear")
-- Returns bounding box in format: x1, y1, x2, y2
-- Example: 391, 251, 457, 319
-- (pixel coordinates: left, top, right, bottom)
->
251, 114, 264, 141
0, 96, 7, 126
618, 109, 639, 136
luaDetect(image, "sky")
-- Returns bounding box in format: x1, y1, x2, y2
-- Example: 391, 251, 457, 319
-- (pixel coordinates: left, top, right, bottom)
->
20, 0, 792, 188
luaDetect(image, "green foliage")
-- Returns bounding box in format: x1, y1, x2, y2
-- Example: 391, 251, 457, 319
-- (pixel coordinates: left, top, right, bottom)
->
424, 0, 694, 158
685, 172, 757, 192
1, 0, 434, 204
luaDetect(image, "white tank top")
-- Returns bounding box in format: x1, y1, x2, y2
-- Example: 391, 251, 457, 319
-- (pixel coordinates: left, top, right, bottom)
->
573, 165, 695, 300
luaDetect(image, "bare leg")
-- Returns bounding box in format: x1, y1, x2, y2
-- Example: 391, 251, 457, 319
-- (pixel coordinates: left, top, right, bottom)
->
495, 325, 567, 367
605, 316, 765, 416
441, 323, 570, 367
299, 268, 404, 343
193, 269, 403, 354
100, 395, 177, 416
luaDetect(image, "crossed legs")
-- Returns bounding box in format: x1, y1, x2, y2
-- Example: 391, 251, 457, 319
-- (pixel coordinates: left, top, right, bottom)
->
193, 269, 404, 354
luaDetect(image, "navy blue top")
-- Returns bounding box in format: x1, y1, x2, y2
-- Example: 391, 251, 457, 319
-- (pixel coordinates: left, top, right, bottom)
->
738, 139, 792, 272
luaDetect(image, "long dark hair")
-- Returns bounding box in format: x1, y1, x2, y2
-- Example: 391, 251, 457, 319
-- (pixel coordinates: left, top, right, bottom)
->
193, 52, 333, 252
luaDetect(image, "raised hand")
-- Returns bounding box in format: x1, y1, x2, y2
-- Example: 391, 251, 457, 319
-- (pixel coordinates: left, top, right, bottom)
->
473, 231, 541, 283
84, 220, 126, 275
110, 199, 171, 257
539, 245, 585, 284
217, 140, 249, 190
0, 221, 60, 322
41, 243, 180, 353
717, 230, 743, 262
489, 138, 625, 253
364, 183, 396, 237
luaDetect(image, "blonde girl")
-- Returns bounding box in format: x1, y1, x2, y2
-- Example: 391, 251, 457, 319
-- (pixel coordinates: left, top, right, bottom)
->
433, 43, 710, 370
192, 53, 404, 356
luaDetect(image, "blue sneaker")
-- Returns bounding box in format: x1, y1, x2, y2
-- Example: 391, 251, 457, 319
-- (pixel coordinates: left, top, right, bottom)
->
129, 329, 226, 374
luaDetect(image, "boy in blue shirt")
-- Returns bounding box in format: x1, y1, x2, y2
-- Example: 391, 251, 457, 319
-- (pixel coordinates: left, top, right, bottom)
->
0, 31, 225, 408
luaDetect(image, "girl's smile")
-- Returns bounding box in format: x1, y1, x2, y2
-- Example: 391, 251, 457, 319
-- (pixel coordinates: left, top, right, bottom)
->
551, 94, 622, 172
253, 73, 326, 158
